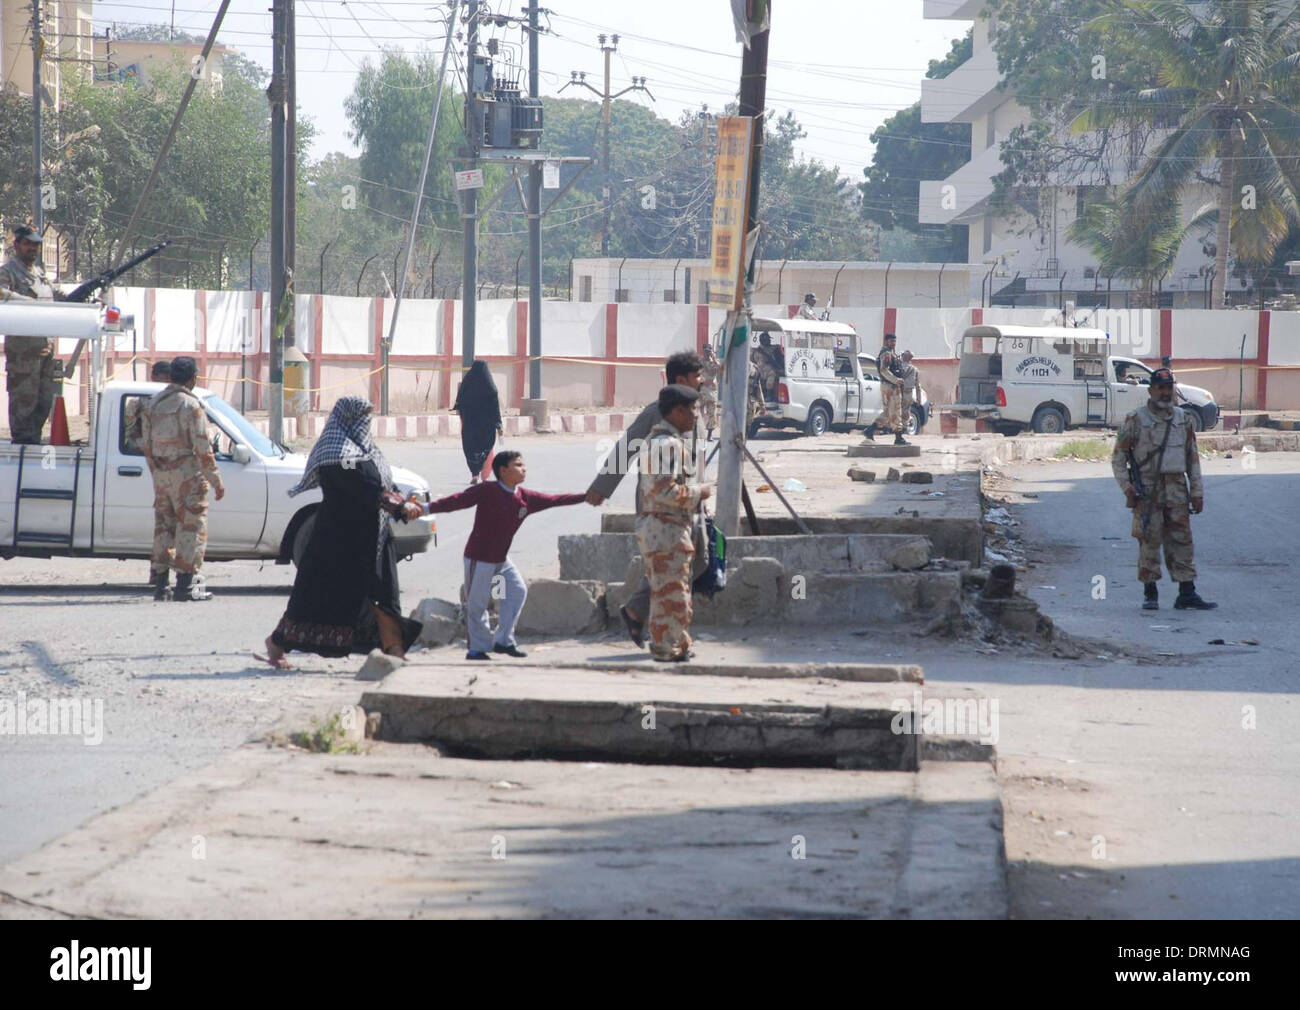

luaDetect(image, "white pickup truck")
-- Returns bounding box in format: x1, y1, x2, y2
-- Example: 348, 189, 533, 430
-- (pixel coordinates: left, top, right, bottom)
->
1, 303, 435, 566
748, 318, 931, 438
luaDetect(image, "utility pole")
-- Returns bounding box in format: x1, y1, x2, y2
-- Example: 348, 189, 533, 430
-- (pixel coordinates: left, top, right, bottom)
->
461, 0, 480, 367
284, 0, 296, 347
32, 0, 43, 233
268, 0, 288, 442
599, 34, 615, 257
562, 40, 652, 260
527, 1, 543, 401
716, 7, 770, 537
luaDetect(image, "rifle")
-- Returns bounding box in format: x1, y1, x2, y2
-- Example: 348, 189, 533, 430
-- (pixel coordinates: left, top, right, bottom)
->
1126, 444, 1149, 537
62, 240, 171, 379
64, 239, 171, 303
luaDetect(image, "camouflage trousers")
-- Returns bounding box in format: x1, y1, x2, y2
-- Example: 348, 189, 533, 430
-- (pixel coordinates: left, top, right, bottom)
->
5, 342, 56, 444
1132, 474, 1196, 584
151, 464, 211, 576
900, 387, 915, 427
637, 538, 696, 661
878, 383, 903, 433
699, 388, 719, 432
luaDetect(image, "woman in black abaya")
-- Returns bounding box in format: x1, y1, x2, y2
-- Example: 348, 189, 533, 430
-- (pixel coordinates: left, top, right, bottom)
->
258, 397, 423, 669
453, 360, 503, 483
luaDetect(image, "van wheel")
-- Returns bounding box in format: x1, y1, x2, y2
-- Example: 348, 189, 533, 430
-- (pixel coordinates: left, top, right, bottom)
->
1031, 406, 1066, 434
291, 513, 317, 567
907, 406, 923, 436
804, 404, 831, 437
1182, 405, 1204, 432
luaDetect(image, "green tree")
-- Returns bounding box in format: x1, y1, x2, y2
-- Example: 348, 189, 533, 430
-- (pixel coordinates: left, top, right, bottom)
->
858, 30, 973, 261
1068, 190, 1211, 305
1071, 0, 1300, 306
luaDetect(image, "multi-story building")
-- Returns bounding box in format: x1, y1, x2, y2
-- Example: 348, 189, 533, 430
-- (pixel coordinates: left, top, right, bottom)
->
917, 0, 1220, 308
0, 0, 96, 104
92, 35, 229, 92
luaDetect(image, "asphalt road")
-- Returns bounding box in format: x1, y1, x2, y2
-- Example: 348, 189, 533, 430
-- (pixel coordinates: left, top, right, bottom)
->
3, 435, 1298, 919
0, 434, 620, 865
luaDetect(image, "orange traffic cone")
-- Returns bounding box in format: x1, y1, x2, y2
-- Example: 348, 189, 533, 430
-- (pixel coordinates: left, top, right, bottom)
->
50, 396, 70, 446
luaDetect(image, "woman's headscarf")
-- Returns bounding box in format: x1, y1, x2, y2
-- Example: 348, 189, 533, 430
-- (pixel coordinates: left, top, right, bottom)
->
453, 360, 501, 425
289, 395, 393, 497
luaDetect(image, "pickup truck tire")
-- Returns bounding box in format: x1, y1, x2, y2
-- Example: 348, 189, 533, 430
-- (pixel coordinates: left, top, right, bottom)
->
804, 404, 832, 437
1031, 406, 1067, 434
1182, 405, 1205, 432
291, 512, 317, 567
906, 406, 924, 436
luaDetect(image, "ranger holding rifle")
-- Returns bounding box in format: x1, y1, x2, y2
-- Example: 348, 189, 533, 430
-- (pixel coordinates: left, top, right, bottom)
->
1, 224, 63, 443
1110, 367, 1216, 611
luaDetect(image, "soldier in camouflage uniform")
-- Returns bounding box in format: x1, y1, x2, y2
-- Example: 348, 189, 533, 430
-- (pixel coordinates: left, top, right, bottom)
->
141, 356, 226, 602
1110, 367, 1215, 611
899, 349, 920, 433
637, 384, 712, 662
698, 342, 720, 440
873, 332, 909, 446
1, 225, 60, 444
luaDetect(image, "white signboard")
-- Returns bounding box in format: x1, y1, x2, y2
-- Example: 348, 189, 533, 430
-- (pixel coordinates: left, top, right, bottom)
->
543, 161, 560, 190
454, 169, 485, 191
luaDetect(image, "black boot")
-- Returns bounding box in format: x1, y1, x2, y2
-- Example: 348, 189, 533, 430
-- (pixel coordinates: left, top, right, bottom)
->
1142, 582, 1158, 610
1173, 581, 1217, 610
863, 425, 876, 441
894, 433, 910, 446
174, 573, 213, 602
151, 570, 172, 602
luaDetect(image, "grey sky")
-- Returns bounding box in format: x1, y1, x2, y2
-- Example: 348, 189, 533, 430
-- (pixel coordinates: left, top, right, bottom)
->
91, 1, 969, 179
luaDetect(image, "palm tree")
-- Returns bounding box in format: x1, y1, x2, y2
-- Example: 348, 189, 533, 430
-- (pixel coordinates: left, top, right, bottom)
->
1073, 0, 1300, 306
1069, 190, 1212, 306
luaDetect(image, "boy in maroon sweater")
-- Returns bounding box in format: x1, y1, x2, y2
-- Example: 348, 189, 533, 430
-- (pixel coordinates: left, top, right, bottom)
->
426, 450, 588, 659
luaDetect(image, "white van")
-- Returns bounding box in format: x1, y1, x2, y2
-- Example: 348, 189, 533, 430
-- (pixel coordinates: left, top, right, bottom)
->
747, 318, 930, 437
948, 325, 1219, 435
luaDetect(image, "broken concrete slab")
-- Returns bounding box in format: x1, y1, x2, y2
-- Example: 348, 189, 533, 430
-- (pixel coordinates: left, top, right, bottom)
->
357, 649, 404, 682
884, 539, 931, 571
511, 660, 923, 683
559, 533, 633, 584
362, 665, 919, 770
410, 597, 462, 648
847, 467, 876, 482
517, 579, 607, 637
846, 443, 922, 458
901, 471, 934, 484
887, 468, 901, 481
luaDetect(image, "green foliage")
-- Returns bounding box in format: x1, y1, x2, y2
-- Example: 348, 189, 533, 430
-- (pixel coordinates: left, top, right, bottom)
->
858, 30, 973, 261
290, 713, 360, 754
1054, 439, 1111, 460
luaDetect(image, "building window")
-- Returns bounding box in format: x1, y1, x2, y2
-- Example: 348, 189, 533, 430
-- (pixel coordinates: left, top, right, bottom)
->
614, 289, 629, 303
663, 289, 679, 303
698, 281, 710, 303
578, 276, 592, 302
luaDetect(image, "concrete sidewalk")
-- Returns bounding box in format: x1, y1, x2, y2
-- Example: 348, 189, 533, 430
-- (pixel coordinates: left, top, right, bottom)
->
0, 715, 1005, 920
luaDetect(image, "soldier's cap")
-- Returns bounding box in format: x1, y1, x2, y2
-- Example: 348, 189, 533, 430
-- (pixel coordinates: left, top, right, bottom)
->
1150, 367, 1175, 386
12, 224, 41, 244
883, 332, 897, 342
804, 292, 816, 301
658, 383, 700, 416
170, 355, 198, 385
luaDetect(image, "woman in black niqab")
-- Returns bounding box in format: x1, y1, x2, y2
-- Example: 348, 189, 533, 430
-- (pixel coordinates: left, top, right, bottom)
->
453, 360, 502, 483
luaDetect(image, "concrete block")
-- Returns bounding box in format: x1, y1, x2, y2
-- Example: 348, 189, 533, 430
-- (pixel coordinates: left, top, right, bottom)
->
694, 557, 785, 627
363, 665, 918, 770
900, 471, 934, 484
559, 532, 638, 582
848, 534, 931, 572
977, 596, 1040, 634
847, 466, 876, 482
409, 597, 462, 648
884, 539, 931, 571
517, 578, 607, 637
357, 649, 405, 682
846, 443, 922, 458
887, 467, 901, 482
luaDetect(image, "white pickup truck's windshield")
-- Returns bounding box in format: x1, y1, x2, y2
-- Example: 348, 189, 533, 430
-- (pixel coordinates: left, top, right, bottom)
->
205, 395, 283, 457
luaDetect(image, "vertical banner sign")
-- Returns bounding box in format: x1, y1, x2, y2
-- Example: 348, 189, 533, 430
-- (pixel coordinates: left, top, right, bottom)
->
708, 116, 755, 310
